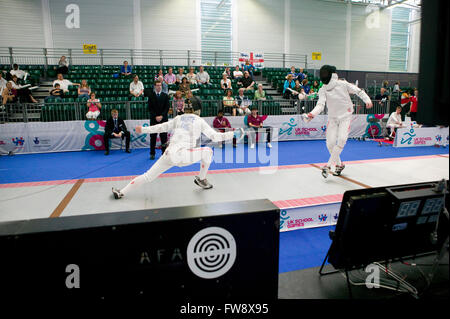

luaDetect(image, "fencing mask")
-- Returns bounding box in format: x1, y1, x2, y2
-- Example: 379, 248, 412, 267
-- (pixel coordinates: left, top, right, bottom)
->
319, 65, 337, 85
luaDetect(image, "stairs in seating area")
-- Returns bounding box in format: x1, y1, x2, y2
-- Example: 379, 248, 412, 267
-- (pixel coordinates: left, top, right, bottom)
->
254, 74, 297, 114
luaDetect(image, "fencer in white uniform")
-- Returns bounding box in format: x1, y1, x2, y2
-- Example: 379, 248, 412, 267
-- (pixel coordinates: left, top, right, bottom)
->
112, 107, 243, 199
307, 65, 373, 178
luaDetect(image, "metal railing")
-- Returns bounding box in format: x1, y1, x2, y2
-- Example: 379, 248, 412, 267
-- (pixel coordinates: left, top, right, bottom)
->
0, 99, 389, 124
0, 47, 308, 70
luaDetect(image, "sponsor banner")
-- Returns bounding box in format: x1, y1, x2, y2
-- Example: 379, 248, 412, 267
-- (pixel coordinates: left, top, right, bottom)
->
279, 202, 341, 232
394, 126, 449, 147
0, 115, 377, 154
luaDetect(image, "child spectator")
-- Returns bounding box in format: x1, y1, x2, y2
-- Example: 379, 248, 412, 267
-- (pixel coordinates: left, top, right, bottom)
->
86, 92, 101, 120
172, 90, 185, 115
302, 79, 311, 94
45, 83, 64, 102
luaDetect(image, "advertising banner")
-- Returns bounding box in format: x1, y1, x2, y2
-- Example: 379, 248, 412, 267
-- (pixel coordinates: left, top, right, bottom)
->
394, 126, 449, 147
0, 114, 381, 154
279, 202, 341, 232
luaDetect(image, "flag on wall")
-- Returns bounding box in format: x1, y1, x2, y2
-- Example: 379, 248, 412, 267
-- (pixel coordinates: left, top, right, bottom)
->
239, 52, 264, 68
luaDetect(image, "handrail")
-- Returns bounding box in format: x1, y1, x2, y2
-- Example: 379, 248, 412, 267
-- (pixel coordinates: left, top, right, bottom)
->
0, 47, 308, 70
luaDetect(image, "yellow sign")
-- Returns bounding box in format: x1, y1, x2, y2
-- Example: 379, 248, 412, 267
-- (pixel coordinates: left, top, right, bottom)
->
83, 44, 97, 54
312, 52, 322, 60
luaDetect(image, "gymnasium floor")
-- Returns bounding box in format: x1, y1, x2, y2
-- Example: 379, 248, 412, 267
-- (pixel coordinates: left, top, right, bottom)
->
0, 139, 448, 272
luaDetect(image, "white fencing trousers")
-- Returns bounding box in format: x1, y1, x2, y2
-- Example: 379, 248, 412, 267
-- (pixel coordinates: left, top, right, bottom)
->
326, 116, 352, 167
120, 146, 213, 195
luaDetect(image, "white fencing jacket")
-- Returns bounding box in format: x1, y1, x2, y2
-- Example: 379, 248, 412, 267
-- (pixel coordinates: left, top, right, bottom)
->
310, 73, 371, 120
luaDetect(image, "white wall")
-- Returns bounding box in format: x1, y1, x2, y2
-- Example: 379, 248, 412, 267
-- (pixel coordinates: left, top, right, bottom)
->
0, 0, 45, 47
0, 0, 421, 72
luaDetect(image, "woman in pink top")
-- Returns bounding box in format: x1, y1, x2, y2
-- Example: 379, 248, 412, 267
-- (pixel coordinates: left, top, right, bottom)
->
86, 92, 102, 120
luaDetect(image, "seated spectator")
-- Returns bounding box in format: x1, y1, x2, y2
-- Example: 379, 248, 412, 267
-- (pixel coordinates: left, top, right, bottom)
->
282, 74, 295, 99
178, 77, 191, 97
186, 67, 197, 85
223, 67, 232, 79
56, 56, 69, 75
172, 91, 185, 115
292, 79, 302, 95
154, 69, 163, 81
312, 80, 322, 92
237, 71, 255, 91
78, 80, 91, 99
393, 81, 400, 93
254, 83, 266, 100
247, 106, 272, 149
236, 88, 251, 115
156, 75, 169, 94
103, 109, 131, 155
243, 60, 255, 76
176, 67, 186, 84
298, 68, 306, 81
222, 89, 238, 116
53, 73, 79, 93
302, 79, 311, 94
307, 88, 317, 100
286, 66, 299, 80
120, 61, 132, 77
86, 92, 101, 120
196, 66, 210, 86
386, 106, 404, 140
0, 72, 7, 96
164, 67, 176, 85
220, 73, 232, 91
233, 65, 243, 80
2, 81, 16, 105
9, 64, 29, 81
185, 90, 202, 116
45, 83, 64, 102
10, 76, 37, 103
213, 109, 236, 147
382, 80, 389, 88
129, 75, 144, 98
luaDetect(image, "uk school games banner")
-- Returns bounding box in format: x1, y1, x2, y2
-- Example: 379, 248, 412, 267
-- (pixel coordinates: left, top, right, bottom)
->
0, 115, 375, 154
393, 126, 449, 147
279, 202, 342, 232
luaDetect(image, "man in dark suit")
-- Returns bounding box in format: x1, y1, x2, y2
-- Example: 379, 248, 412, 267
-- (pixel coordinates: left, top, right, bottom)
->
103, 109, 131, 155
146, 80, 169, 160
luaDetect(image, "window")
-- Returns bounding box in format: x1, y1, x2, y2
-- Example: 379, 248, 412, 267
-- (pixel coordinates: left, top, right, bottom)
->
200, 0, 232, 65
389, 7, 411, 71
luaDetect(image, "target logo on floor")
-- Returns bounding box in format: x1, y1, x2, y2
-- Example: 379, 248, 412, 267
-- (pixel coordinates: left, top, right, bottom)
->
187, 227, 236, 279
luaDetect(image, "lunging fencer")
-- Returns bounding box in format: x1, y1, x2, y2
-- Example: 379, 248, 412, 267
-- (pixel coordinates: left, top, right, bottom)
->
112, 106, 244, 199
307, 65, 373, 178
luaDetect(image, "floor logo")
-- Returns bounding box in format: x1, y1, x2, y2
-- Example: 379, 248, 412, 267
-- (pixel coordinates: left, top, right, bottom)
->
187, 227, 236, 279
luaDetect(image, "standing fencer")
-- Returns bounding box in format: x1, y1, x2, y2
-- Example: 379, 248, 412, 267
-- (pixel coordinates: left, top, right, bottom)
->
112, 106, 244, 199
307, 65, 373, 178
